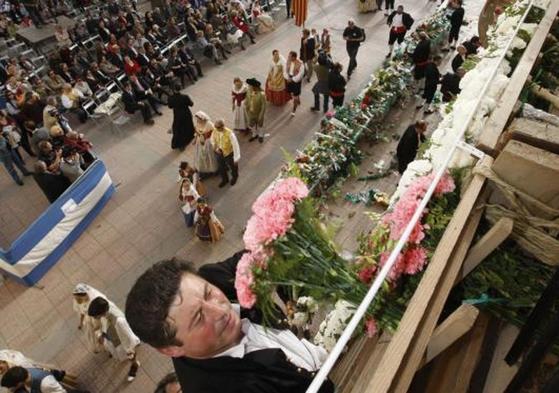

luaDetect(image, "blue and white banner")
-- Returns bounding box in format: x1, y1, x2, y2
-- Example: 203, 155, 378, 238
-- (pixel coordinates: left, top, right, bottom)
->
0, 160, 115, 286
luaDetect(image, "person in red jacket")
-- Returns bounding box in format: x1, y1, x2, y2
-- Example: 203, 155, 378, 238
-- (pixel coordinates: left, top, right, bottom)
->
124, 56, 142, 76
230, 10, 256, 44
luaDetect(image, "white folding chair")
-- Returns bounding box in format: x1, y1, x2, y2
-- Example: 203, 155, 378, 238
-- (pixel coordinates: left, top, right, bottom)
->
93, 88, 128, 133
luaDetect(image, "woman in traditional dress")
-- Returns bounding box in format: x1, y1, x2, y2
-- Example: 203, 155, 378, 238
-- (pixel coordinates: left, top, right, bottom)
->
168, 84, 195, 151
245, 78, 267, 143
194, 197, 225, 242
178, 163, 200, 228
251, 2, 274, 33
265, 50, 291, 106
358, 0, 376, 13
72, 283, 114, 354
193, 111, 219, 178
231, 77, 248, 133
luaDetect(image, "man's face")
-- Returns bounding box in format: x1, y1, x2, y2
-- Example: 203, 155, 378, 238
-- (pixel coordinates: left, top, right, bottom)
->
162, 274, 241, 359
348, 21, 354, 27
397, 6, 403, 14
165, 381, 182, 393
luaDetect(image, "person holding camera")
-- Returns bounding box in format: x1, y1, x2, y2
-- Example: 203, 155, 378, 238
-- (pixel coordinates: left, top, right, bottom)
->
33, 160, 71, 203
311, 51, 331, 113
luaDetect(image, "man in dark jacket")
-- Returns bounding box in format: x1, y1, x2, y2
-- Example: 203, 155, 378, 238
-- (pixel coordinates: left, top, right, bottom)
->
311, 51, 331, 113
342, 19, 365, 80
441, 68, 465, 102
130, 74, 163, 116
125, 252, 336, 393
329, 62, 347, 107
300, 29, 316, 83
412, 32, 431, 94
463, 36, 481, 55
396, 120, 427, 174
122, 82, 155, 125
33, 160, 71, 203
386, 5, 414, 58
417, 55, 442, 114
451, 45, 467, 72
446, 0, 465, 50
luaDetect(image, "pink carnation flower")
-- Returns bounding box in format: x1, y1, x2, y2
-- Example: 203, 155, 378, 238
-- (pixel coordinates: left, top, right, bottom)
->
380, 252, 405, 281
274, 177, 309, 201
402, 246, 428, 275
244, 178, 309, 251
235, 252, 261, 308
364, 318, 378, 338
434, 172, 456, 196
357, 264, 377, 285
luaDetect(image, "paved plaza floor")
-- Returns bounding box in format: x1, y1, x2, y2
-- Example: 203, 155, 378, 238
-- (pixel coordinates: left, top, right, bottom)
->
0, 1, 440, 391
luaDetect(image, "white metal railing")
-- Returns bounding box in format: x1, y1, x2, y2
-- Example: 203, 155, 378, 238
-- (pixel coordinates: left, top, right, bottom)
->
306, 0, 536, 391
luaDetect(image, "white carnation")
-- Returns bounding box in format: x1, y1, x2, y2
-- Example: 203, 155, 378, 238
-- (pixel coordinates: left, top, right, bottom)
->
297, 296, 319, 313
313, 300, 356, 352
291, 312, 309, 328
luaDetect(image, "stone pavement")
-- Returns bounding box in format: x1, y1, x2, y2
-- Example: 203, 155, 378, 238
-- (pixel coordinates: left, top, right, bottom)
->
0, 1, 440, 391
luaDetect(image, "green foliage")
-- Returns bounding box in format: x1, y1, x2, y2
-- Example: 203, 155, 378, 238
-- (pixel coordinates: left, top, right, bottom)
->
525, 6, 545, 24
458, 239, 558, 348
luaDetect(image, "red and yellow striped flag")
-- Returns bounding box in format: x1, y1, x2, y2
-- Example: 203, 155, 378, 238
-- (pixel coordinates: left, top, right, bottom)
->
292, 0, 308, 27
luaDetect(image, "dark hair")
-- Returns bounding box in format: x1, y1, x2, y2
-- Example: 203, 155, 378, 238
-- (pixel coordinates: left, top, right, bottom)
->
179, 161, 190, 170
62, 146, 77, 158
154, 373, 179, 393
1, 367, 28, 388
125, 258, 196, 348
289, 51, 297, 59
88, 297, 110, 317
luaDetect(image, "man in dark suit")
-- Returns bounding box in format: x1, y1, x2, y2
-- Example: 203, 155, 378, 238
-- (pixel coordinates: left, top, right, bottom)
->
121, 82, 155, 125
446, 0, 465, 50
90, 63, 111, 85
129, 74, 163, 115
396, 120, 427, 174
125, 252, 336, 393
178, 43, 204, 79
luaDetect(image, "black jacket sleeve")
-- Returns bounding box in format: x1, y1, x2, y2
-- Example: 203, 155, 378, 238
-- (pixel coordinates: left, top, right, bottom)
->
198, 250, 246, 301
451, 7, 465, 27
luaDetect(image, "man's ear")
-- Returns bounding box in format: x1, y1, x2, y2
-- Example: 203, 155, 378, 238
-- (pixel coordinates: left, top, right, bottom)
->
158, 346, 185, 358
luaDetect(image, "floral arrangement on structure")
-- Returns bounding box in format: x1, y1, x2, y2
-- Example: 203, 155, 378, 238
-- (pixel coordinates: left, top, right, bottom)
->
285, 119, 362, 193
392, 0, 547, 202
235, 172, 460, 351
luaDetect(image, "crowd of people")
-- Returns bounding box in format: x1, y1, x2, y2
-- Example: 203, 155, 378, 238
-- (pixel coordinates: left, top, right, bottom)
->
0, 0, 277, 197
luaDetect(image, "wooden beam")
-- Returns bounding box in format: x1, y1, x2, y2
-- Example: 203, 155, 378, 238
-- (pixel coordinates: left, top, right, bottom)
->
365, 156, 492, 393
454, 313, 491, 393
420, 304, 480, 367
476, 0, 559, 156
460, 217, 513, 280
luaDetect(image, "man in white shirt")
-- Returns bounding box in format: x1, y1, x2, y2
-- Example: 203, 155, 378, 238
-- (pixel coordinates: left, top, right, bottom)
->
386, 5, 414, 58
125, 252, 335, 393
